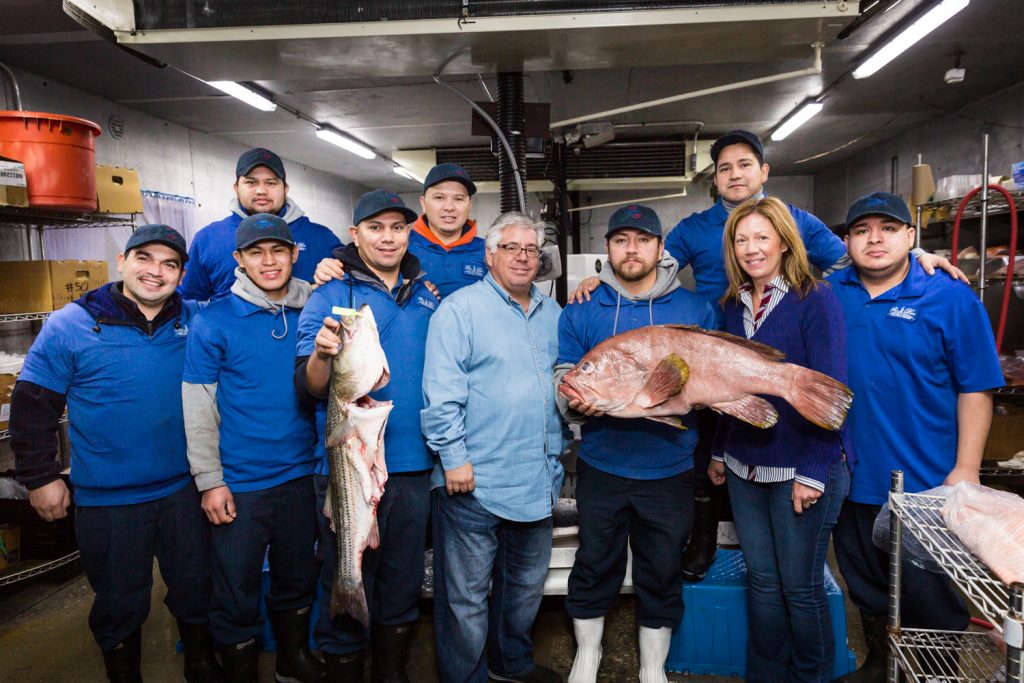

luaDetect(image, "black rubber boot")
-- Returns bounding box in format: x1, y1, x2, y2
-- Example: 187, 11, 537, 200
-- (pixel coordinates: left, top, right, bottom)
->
102, 629, 143, 683
832, 612, 887, 682
220, 637, 259, 683
270, 607, 325, 683
178, 620, 225, 683
324, 650, 365, 683
681, 491, 719, 582
370, 623, 414, 683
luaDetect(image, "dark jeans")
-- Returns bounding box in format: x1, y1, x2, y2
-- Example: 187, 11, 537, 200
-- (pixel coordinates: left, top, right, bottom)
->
566, 460, 694, 628
833, 499, 970, 631
312, 470, 430, 654
209, 475, 318, 646
75, 482, 212, 651
726, 460, 850, 683
432, 489, 552, 683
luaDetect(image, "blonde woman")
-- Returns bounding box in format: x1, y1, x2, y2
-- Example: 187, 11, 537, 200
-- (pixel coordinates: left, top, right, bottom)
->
709, 196, 850, 683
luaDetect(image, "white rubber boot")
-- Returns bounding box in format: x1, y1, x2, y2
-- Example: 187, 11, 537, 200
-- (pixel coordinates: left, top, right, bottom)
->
638, 626, 671, 683
568, 616, 605, 683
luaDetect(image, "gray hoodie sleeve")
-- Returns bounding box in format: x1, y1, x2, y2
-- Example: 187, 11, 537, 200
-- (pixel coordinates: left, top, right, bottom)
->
182, 381, 224, 491
553, 363, 590, 425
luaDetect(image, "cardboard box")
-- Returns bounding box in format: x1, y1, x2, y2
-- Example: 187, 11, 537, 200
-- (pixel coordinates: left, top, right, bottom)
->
95, 164, 143, 214
0, 260, 109, 314
0, 524, 20, 570
985, 410, 1024, 460
0, 373, 15, 432
0, 155, 29, 208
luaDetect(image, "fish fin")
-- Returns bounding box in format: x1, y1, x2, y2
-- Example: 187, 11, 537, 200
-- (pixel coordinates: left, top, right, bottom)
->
330, 577, 370, 628
644, 415, 687, 430
635, 354, 689, 408
711, 395, 779, 429
660, 324, 787, 362
366, 516, 380, 551
786, 366, 853, 431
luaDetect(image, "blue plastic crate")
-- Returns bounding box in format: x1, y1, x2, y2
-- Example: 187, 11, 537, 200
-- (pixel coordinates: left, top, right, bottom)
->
666, 549, 856, 678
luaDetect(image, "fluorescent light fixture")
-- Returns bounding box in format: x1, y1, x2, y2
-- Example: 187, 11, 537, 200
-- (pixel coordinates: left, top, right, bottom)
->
315, 128, 376, 160
852, 0, 970, 79
206, 81, 277, 112
771, 102, 824, 142
393, 166, 423, 183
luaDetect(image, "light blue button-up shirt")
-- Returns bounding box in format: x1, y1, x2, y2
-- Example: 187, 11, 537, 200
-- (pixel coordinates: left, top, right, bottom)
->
421, 274, 565, 522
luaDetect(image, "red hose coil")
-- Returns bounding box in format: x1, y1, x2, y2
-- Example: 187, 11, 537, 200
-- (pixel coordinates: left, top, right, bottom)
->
949, 184, 1019, 354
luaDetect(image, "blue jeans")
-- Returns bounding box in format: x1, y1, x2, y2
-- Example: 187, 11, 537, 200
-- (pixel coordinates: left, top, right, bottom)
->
726, 460, 850, 683
432, 489, 552, 683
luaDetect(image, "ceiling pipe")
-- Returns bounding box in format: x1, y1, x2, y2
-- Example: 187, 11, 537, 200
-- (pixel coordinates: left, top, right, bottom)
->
550, 42, 823, 128
0, 62, 23, 110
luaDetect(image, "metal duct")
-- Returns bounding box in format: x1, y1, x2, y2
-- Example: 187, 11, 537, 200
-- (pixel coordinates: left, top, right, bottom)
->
496, 72, 526, 214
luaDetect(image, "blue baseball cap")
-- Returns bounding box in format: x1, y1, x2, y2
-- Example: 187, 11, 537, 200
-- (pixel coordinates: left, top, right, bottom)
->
124, 224, 188, 263
235, 213, 295, 250
423, 162, 477, 196
236, 148, 286, 182
605, 204, 662, 239
353, 188, 418, 225
845, 192, 912, 232
710, 130, 765, 165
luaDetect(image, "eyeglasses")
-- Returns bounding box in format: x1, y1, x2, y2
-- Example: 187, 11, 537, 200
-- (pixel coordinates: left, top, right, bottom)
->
497, 243, 542, 259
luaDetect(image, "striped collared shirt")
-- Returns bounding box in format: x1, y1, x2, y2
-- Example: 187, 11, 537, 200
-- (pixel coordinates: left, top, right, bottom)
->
718, 276, 825, 492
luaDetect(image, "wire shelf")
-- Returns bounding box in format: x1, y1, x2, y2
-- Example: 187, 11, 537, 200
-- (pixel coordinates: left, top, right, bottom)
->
0, 311, 51, 324
889, 628, 1005, 682
995, 386, 1024, 397
0, 206, 136, 229
890, 492, 1010, 628
0, 551, 80, 588
920, 189, 1024, 222
980, 462, 1024, 479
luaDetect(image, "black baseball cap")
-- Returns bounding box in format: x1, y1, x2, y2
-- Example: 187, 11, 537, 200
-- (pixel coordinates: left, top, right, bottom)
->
710, 130, 765, 165
844, 192, 912, 233
605, 204, 662, 239
236, 148, 286, 182
423, 162, 477, 196
353, 189, 418, 225
124, 224, 188, 263
235, 213, 295, 250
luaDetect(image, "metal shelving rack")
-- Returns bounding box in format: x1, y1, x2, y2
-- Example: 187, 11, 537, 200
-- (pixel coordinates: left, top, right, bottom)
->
887, 470, 1024, 682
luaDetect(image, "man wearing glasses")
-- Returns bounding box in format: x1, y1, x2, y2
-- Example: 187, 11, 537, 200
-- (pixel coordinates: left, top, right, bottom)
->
422, 212, 564, 683
554, 205, 717, 683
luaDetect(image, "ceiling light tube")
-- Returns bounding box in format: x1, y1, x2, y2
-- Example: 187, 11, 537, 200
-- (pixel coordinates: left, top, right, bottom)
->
771, 101, 824, 142
206, 81, 277, 112
315, 128, 377, 160
393, 166, 423, 183
852, 0, 970, 79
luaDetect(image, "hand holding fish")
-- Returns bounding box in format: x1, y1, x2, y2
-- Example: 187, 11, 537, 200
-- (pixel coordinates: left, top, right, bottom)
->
791, 482, 822, 515
201, 485, 237, 525
707, 460, 727, 487
445, 462, 475, 496
568, 397, 605, 417
314, 316, 342, 359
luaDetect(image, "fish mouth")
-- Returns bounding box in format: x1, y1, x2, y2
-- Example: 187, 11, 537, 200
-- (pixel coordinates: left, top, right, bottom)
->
558, 381, 583, 403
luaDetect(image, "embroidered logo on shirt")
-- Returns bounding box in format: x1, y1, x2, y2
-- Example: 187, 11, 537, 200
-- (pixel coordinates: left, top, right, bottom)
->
296, 241, 307, 252
887, 305, 918, 322
174, 325, 190, 337
416, 296, 437, 311
463, 264, 485, 278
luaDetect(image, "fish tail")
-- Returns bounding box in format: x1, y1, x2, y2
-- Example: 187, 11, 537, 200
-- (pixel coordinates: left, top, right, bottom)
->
330, 577, 369, 627
787, 366, 853, 431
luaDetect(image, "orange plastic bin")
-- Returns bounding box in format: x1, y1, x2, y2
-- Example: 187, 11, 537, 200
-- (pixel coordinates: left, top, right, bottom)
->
0, 111, 102, 213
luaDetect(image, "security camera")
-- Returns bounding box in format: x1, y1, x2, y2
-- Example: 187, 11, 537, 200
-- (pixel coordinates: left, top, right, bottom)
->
944, 67, 965, 84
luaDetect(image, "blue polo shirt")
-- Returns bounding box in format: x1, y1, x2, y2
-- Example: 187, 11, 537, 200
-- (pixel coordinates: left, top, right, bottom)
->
557, 283, 718, 479
665, 198, 846, 321
408, 226, 487, 298
296, 276, 438, 474
18, 292, 198, 506
180, 211, 341, 301
183, 295, 317, 492
828, 258, 1002, 504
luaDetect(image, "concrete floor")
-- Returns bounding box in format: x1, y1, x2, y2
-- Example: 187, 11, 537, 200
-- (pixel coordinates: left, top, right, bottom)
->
0, 561, 787, 682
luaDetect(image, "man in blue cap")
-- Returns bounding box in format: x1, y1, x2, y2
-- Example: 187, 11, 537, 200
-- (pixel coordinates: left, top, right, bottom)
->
10, 225, 220, 682
183, 213, 322, 682
314, 162, 484, 299
554, 205, 717, 683
829, 192, 1002, 682
181, 147, 342, 302
295, 189, 438, 681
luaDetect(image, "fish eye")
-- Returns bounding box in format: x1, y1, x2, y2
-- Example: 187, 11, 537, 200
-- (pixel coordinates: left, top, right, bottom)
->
580, 361, 594, 373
